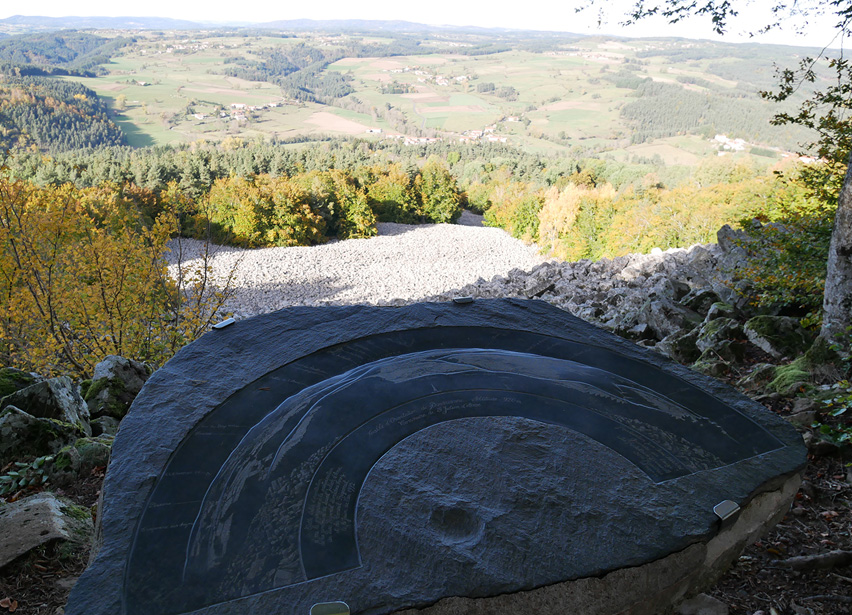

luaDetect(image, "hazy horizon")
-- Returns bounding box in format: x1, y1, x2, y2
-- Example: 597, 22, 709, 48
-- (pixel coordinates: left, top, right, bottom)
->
0, 0, 843, 49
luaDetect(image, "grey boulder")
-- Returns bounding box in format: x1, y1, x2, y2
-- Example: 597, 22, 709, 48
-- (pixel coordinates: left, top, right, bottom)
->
744, 316, 815, 360
0, 377, 90, 436
0, 367, 42, 398
0, 406, 83, 467
85, 355, 150, 420
0, 492, 92, 568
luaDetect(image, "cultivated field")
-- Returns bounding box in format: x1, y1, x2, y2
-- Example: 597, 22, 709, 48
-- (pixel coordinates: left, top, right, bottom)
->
62, 30, 816, 162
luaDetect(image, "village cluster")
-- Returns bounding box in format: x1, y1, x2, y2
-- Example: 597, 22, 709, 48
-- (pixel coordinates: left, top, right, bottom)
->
386, 66, 472, 87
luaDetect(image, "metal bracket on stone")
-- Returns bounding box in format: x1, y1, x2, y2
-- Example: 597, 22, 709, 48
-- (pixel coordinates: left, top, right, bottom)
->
309, 602, 350, 615
713, 499, 741, 523
452, 296, 474, 304
211, 317, 236, 329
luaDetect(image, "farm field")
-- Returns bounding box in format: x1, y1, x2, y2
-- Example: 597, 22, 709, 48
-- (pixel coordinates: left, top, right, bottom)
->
33, 28, 823, 164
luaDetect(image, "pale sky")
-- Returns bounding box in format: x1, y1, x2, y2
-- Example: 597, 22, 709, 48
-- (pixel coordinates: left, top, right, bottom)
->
1, 0, 844, 49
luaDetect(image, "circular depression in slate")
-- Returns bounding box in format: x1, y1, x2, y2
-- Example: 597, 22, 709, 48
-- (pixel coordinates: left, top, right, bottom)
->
124, 326, 783, 615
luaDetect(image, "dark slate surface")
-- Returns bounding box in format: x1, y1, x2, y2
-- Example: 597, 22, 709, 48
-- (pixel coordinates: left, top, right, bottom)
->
65, 299, 806, 615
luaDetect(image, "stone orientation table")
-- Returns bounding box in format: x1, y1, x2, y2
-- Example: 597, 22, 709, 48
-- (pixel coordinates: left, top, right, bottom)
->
66, 299, 806, 615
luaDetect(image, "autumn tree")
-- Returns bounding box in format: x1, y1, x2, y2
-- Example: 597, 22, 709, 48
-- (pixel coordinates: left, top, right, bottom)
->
418, 157, 462, 224
0, 173, 232, 376
600, 0, 852, 349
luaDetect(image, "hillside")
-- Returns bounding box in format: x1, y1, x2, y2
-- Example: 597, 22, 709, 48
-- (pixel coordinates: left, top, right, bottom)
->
0, 76, 125, 152
0, 31, 132, 76
0, 27, 821, 161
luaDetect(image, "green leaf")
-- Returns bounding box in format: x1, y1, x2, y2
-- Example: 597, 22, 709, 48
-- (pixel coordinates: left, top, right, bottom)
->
0, 476, 12, 483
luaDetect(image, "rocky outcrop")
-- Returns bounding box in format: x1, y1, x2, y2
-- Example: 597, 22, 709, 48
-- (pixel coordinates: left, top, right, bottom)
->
0, 367, 42, 398
0, 355, 147, 473
0, 492, 92, 568
84, 355, 150, 420
0, 406, 84, 467
0, 377, 91, 436
424, 234, 746, 345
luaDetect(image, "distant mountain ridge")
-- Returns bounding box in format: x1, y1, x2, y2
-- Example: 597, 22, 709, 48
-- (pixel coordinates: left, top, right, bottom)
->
0, 15, 204, 30
257, 19, 512, 33
0, 15, 525, 34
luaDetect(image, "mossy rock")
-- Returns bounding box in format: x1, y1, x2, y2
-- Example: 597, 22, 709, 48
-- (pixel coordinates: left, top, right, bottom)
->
736, 363, 777, 392
0, 377, 91, 436
85, 356, 150, 420
0, 406, 83, 467
692, 349, 731, 378
679, 288, 721, 315
766, 337, 843, 395
83, 378, 124, 415
49, 436, 112, 485
90, 416, 120, 437
696, 317, 743, 348
0, 367, 41, 399
705, 302, 736, 322
660, 328, 701, 364
744, 315, 815, 360
695, 319, 746, 364
767, 364, 811, 397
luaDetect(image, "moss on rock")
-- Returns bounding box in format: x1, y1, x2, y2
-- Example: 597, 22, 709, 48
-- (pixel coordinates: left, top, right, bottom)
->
766, 337, 843, 395
0, 407, 82, 467
0, 367, 40, 399
692, 349, 731, 377
737, 363, 778, 392
744, 316, 815, 359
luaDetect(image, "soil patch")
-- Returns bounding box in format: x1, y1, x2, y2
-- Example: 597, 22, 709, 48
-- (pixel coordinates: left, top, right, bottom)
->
402, 92, 450, 103
370, 59, 405, 70
419, 105, 486, 114
305, 111, 376, 134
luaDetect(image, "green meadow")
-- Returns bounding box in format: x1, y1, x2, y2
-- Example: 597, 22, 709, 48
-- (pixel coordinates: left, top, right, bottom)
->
59, 30, 817, 164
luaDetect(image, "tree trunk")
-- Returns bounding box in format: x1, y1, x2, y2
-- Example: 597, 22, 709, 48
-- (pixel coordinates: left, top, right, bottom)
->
820, 150, 852, 349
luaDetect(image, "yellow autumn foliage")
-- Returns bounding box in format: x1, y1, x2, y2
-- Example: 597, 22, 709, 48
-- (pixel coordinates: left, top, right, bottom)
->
0, 174, 231, 377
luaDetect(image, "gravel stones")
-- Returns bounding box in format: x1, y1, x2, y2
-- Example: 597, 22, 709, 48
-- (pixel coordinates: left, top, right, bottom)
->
165, 218, 548, 319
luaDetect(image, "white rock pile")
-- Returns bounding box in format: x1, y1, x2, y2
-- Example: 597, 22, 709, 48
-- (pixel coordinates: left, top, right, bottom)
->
165, 213, 548, 319
167, 214, 751, 353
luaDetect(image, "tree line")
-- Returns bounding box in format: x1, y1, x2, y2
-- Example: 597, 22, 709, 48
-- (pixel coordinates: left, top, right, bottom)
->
0, 31, 132, 76
0, 77, 125, 152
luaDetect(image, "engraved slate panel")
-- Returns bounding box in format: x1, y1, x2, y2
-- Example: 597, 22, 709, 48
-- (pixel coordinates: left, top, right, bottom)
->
66, 299, 806, 615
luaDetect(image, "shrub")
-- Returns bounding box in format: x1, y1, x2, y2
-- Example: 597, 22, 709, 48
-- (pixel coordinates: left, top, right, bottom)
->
729, 170, 835, 317
0, 172, 231, 377
204, 175, 328, 247
367, 164, 421, 223
418, 158, 462, 224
